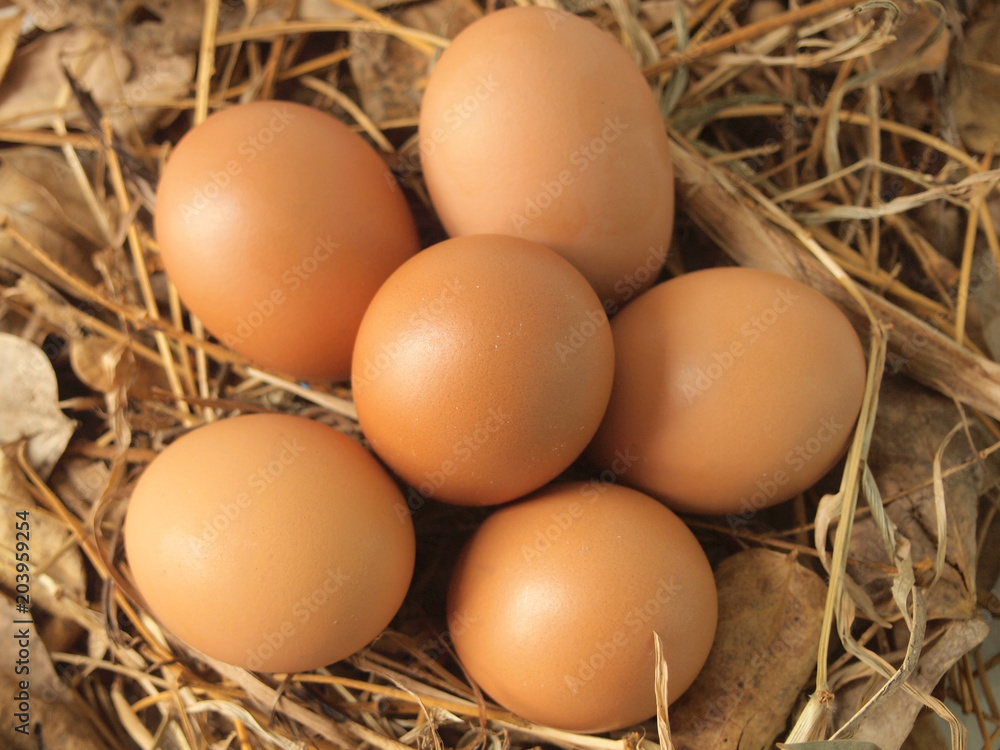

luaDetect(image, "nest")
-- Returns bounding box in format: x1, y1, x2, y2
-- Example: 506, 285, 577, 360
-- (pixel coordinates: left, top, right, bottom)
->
0, 0, 998, 748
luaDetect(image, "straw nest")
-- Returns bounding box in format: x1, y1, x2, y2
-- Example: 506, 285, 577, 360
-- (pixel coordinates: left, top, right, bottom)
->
0, 0, 998, 748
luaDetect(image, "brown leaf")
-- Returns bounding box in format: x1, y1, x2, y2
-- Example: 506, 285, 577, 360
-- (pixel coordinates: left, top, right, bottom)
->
107, 22, 197, 137
669, 549, 827, 750
68, 334, 138, 450
849, 375, 989, 620
0, 25, 195, 140
51, 457, 110, 514
0, 333, 75, 479
349, 0, 481, 124
899, 713, 949, 750
833, 617, 989, 750
870, 0, 949, 90
0, 449, 34, 506
140, 0, 252, 44
0, 28, 128, 129
0, 7, 23, 89
69, 336, 131, 395
14, 0, 122, 32
950, 4, 1000, 154
0, 490, 86, 633
0, 146, 104, 287
0, 597, 111, 750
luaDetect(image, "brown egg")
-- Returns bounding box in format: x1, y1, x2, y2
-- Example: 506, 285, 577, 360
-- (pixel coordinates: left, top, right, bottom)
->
155, 101, 419, 381
419, 6, 674, 308
124, 414, 415, 672
587, 267, 867, 516
351, 234, 614, 506
448, 481, 717, 732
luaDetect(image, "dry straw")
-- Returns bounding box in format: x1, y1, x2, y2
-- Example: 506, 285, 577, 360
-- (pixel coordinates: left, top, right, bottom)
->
0, 0, 998, 747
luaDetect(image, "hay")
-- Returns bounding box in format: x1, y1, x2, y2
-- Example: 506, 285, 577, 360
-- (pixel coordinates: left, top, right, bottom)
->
1, 0, 998, 748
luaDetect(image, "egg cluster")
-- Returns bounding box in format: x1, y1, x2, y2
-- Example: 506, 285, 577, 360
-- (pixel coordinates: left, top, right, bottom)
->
126, 5, 866, 735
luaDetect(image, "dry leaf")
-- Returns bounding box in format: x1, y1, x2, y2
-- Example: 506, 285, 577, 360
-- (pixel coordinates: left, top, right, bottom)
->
69, 334, 135, 449
0, 333, 75, 479
0, 25, 195, 139
14, 0, 118, 32
849, 375, 988, 620
0, 28, 129, 128
0, 7, 24, 89
0, 597, 111, 749
870, 0, 949, 90
0, 489, 87, 647
50, 457, 110, 525
69, 333, 167, 400
899, 713, 949, 750
833, 617, 989, 750
0, 449, 34, 506
69, 335, 140, 395
669, 549, 827, 750
950, 4, 1000, 154
1, 146, 104, 242
349, 0, 481, 123
781, 743, 884, 750
139, 0, 250, 44
106, 21, 197, 137
0, 146, 104, 287
298, 0, 417, 19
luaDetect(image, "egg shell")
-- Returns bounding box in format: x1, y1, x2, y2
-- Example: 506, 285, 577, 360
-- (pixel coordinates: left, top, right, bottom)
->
447, 481, 718, 732
419, 6, 674, 307
154, 101, 419, 381
124, 413, 415, 672
586, 267, 867, 515
351, 234, 614, 506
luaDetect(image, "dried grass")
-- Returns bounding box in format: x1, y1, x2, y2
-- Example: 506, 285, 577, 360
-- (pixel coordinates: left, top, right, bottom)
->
1, 0, 999, 748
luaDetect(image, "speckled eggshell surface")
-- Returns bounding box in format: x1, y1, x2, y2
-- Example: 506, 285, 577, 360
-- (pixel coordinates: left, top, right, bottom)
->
154, 101, 419, 381
587, 267, 867, 515
351, 234, 615, 506
447, 481, 717, 732
419, 6, 674, 307
124, 413, 415, 672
